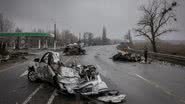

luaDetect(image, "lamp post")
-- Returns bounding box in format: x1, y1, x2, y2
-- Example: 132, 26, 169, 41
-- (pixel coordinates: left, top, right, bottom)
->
54, 23, 57, 50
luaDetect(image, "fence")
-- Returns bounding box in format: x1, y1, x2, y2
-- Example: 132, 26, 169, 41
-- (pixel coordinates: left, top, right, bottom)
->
128, 49, 185, 65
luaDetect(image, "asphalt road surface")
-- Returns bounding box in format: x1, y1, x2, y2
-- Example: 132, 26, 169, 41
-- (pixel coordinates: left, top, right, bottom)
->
0, 45, 185, 104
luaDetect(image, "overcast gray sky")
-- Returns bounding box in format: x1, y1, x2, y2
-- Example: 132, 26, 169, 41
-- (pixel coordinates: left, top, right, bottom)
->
0, 0, 185, 40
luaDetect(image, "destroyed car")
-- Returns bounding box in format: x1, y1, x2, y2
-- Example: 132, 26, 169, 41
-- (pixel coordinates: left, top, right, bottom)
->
27, 51, 126, 103
0, 55, 10, 62
63, 43, 86, 55
113, 50, 141, 62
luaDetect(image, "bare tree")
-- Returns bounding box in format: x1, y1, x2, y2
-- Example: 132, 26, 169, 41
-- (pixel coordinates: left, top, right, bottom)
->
0, 13, 14, 32
83, 32, 89, 46
59, 30, 78, 46
135, 0, 178, 52
83, 32, 94, 46
88, 32, 94, 46
0, 13, 15, 52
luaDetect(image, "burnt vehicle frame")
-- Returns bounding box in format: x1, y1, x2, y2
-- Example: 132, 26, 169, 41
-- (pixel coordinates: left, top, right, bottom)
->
27, 51, 126, 103
63, 44, 86, 55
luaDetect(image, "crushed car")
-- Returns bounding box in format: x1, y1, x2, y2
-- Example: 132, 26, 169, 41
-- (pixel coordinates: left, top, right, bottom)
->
27, 51, 126, 103
63, 43, 86, 55
112, 50, 141, 62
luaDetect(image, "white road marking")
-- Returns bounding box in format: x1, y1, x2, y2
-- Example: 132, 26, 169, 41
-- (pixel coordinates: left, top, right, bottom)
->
134, 73, 185, 104
96, 64, 107, 76
180, 99, 185, 104
22, 84, 43, 104
134, 73, 175, 96
46, 89, 57, 104
20, 70, 28, 77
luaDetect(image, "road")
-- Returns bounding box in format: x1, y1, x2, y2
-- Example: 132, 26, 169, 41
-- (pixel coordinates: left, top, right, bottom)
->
0, 45, 185, 104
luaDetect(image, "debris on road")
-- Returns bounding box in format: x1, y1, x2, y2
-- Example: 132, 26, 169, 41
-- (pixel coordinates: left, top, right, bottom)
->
0, 46, 10, 62
11, 51, 29, 59
0, 50, 32, 66
0, 54, 10, 62
98, 94, 126, 103
112, 50, 141, 62
27, 51, 126, 103
63, 43, 86, 55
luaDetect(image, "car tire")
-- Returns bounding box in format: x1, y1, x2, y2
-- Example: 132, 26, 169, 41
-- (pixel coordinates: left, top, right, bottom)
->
28, 70, 37, 82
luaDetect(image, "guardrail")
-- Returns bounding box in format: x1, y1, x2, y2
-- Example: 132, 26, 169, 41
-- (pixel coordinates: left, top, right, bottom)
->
128, 49, 185, 65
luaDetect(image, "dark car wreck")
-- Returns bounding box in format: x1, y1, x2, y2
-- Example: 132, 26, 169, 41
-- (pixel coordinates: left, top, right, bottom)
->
27, 51, 126, 103
113, 50, 141, 62
63, 43, 86, 55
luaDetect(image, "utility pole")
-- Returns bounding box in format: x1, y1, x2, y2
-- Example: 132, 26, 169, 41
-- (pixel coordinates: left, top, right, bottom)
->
79, 33, 81, 43
54, 23, 57, 50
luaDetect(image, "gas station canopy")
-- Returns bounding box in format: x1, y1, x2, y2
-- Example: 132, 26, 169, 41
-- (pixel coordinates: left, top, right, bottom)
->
0, 33, 54, 37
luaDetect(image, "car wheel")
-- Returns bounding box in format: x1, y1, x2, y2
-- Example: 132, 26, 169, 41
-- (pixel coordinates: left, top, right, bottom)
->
28, 70, 37, 82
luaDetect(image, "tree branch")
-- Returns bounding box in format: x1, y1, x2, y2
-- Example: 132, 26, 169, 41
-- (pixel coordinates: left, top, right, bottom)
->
135, 29, 152, 42
156, 29, 177, 37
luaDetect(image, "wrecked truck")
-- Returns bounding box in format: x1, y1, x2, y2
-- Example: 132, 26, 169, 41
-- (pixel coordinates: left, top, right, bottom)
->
113, 50, 141, 62
27, 51, 126, 103
63, 43, 86, 55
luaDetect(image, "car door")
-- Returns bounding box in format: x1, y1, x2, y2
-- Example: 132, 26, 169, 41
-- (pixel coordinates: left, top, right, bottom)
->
38, 52, 52, 81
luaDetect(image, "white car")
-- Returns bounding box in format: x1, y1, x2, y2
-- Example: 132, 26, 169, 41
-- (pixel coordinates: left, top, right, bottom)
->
27, 51, 126, 103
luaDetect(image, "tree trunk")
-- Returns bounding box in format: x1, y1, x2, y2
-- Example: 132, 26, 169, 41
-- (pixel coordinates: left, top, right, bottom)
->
151, 40, 157, 52
15, 37, 20, 50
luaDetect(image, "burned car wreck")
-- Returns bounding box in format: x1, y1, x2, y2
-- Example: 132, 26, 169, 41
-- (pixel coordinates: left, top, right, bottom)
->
113, 50, 141, 62
28, 51, 126, 103
63, 43, 86, 55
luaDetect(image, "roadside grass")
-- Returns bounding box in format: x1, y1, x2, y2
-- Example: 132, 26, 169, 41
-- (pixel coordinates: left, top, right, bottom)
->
133, 41, 185, 57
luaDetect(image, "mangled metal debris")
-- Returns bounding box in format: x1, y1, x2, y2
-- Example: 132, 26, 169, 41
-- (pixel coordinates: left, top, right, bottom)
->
98, 94, 126, 103
27, 51, 126, 103
0, 50, 29, 63
63, 43, 86, 55
113, 50, 141, 62
0, 54, 10, 62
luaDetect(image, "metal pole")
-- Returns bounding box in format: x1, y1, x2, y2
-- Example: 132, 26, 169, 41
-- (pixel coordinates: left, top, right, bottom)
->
54, 23, 56, 50
79, 33, 81, 42
38, 39, 41, 49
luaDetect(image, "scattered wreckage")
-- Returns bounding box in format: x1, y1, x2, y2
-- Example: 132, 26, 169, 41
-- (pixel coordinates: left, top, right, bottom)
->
113, 50, 141, 62
63, 43, 86, 55
27, 51, 126, 103
0, 49, 10, 62
0, 51, 28, 63
0, 54, 10, 62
